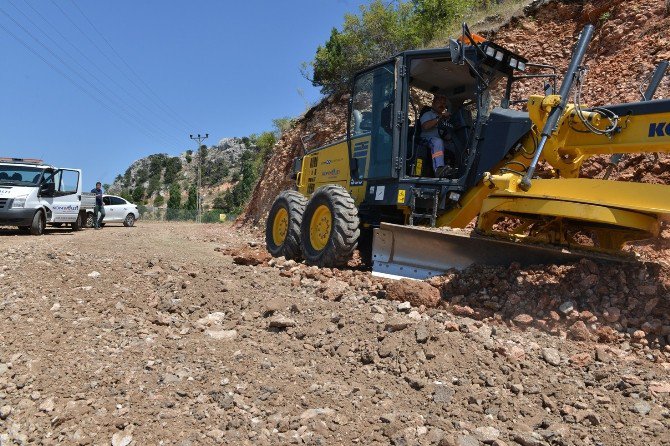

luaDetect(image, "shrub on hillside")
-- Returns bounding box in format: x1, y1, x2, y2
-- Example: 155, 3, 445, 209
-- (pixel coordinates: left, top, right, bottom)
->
307, 0, 491, 94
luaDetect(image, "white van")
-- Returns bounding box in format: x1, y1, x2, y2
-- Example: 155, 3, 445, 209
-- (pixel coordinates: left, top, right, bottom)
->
0, 158, 95, 235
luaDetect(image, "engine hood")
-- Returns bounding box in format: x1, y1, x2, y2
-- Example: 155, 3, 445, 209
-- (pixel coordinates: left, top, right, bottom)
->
0, 186, 37, 199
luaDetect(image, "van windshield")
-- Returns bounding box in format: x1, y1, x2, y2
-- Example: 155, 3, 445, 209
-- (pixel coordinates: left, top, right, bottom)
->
0, 165, 44, 186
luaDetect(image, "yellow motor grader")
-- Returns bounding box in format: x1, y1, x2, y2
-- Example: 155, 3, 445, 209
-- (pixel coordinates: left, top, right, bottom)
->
266, 24, 670, 279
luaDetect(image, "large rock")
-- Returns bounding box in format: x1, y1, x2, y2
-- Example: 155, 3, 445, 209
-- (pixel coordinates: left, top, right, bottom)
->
232, 248, 271, 266
541, 347, 561, 366
268, 315, 296, 329
385, 280, 440, 308
568, 321, 592, 341
205, 329, 237, 341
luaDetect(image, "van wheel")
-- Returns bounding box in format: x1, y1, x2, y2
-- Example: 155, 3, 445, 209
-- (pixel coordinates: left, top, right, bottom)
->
266, 191, 307, 260
123, 214, 136, 227
300, 185, 359, 267
30, 210, 45, 236
71, 212, 84, 231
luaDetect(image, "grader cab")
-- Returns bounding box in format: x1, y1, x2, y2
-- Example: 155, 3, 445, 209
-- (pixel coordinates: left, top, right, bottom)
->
266, 24, 670, 279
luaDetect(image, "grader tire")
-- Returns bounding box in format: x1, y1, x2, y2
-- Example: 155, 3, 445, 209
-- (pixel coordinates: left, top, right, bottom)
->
301, 185, 360, 267
266, 190, 307, 260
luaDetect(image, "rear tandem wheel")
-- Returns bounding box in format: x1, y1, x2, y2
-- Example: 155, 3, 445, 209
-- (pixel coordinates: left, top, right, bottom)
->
265, 190, 307, 260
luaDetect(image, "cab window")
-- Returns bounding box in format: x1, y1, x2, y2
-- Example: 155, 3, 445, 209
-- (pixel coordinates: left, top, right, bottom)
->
350, 63, 395, 179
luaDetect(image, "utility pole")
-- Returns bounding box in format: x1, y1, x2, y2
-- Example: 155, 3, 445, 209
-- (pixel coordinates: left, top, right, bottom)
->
189, 133, 208, 223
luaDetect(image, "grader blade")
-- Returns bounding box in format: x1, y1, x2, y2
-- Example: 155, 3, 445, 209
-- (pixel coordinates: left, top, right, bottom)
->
371, 223, 627, 280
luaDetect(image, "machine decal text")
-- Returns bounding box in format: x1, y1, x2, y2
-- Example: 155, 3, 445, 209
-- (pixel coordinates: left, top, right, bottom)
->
649, 122, 670, 137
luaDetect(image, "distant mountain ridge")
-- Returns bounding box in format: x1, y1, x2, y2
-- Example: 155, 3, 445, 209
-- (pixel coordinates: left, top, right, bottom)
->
109, 137, 258, 208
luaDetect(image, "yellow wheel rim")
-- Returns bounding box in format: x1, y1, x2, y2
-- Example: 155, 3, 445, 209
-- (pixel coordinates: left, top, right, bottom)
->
309, 205, 332, 251
272, 207, 289, 246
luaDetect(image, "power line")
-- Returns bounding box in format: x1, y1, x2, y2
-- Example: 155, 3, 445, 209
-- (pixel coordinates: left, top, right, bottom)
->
56, 0, 195, 133
20, 0, 193, 139
49, 0, 190, 135
71, 0, 196, 132
6, 0, 182, 146
0, 9, 182, 152
0, 20, 158, 144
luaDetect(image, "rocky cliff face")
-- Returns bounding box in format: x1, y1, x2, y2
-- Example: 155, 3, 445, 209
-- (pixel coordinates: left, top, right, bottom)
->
240, 0, 670, 225
110, 137, 257, 206
237, 95, 349, 225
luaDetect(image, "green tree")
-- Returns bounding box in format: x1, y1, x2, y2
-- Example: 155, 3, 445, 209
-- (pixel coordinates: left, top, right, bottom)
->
212, 193, 226, 209
309, 1, 419, 94
166, 183, 182, 220
123, 168, 132, 188
220, 151, 259, 214
135, 167, 149, 184
186, 185, 197, 210
132, 185, 145, 203
306, 0, 478, 94
163, 157, 182, 184
146, 175, 161, 197
198, 145, 208, 164
272, 117, 294, 137
154, 193, 165, 207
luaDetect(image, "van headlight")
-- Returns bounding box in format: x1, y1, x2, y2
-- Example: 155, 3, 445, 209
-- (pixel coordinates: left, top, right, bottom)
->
11, 195, 28, 208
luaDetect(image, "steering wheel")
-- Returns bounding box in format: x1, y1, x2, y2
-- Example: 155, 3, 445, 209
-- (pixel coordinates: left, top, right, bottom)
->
437, 117, 454, 139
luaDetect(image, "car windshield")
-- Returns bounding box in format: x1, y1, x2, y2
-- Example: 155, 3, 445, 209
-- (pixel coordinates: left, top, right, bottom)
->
0, 165, 44, 186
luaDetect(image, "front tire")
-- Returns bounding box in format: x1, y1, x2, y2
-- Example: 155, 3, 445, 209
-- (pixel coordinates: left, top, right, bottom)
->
300, 185, 359, 267
266, 190, 307, 260
71, 212, 84, 231
123, 214, 136, 227
30, 210, 45, 236
86, 213, 94, 228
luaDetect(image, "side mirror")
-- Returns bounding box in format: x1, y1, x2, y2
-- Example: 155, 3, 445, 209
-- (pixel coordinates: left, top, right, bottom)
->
449, 39, 463, 64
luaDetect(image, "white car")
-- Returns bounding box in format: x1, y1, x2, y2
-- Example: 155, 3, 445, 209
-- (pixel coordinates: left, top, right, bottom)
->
86, 195, 139, 227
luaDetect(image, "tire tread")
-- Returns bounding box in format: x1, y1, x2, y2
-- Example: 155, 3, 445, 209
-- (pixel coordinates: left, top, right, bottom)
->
301, 185, 360, 267
265, 190, 307, 260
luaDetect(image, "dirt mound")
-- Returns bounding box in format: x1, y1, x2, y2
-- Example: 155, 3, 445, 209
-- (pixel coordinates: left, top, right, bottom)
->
241, 0, 670, 225
491, 0, 670, 183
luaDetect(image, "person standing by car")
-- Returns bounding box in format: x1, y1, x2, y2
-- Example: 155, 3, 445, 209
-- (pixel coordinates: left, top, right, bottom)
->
91, 182, 105, 229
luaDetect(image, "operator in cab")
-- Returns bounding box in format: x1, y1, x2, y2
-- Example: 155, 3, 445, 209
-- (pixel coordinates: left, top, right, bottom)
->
419, 93, 457, 178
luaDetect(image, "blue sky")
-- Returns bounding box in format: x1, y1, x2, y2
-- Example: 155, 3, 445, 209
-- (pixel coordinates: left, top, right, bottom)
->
0, 0, 369, 188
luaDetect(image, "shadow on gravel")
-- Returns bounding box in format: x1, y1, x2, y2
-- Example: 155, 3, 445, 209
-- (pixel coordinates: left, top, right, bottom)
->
0, 228, 75, 236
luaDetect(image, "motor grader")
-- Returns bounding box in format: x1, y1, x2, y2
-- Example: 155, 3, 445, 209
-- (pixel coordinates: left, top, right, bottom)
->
266, 24, 670, 279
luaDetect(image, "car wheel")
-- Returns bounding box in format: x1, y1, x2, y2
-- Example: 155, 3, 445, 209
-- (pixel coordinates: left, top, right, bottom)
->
86, 213, 94, 228
30, 210, 45, 236
123, 214, 136, 227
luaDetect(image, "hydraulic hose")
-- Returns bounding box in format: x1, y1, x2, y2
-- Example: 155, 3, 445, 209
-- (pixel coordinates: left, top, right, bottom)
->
520, 24, 595, 191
